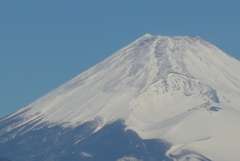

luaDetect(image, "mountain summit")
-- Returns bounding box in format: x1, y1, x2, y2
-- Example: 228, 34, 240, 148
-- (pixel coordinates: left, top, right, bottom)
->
1, 34, 240, 161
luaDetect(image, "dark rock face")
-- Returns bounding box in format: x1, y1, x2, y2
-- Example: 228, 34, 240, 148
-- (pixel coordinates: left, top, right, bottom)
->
209, 106, 221, 112
169, 150, 212, 161
0, 119, 173, 161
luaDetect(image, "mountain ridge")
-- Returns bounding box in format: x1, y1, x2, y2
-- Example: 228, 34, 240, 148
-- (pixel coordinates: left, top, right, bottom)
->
6, 34, 239, 125
1, 34, 240, 161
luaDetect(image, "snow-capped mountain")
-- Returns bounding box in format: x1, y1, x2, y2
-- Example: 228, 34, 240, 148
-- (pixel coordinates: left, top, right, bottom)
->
1, 34, 240, 161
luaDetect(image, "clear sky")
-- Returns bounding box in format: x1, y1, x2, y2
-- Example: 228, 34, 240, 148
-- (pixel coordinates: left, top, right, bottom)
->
1, 1, 240, 118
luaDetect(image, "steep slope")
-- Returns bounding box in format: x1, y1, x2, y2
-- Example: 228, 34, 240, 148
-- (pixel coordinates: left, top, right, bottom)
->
1, 34, 240, 161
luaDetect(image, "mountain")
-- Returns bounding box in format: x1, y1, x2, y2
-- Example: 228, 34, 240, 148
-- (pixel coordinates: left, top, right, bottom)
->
1, 34, 240, 161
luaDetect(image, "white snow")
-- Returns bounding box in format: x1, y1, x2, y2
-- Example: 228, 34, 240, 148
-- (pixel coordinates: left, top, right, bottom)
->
80, 152, 93, 158
2, 34, 240, 160
117, 156, 143, 161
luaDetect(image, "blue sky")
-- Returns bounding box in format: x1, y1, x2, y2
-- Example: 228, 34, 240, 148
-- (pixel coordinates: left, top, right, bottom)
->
1, 1, 240, 118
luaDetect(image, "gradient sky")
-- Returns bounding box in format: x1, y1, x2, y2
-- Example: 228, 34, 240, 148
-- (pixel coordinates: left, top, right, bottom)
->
1, 1, 240, 118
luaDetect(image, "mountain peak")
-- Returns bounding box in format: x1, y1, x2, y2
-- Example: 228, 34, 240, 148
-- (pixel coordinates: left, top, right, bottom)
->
5, 34, 240, 126
141, 33, 152, 37
1, 34, 240, 161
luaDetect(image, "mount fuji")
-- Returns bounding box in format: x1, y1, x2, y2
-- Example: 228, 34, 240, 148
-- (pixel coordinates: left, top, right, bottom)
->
1, 34, 240, 161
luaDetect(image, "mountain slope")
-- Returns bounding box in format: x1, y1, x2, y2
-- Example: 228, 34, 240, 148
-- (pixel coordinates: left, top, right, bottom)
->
1, 34, 240, 161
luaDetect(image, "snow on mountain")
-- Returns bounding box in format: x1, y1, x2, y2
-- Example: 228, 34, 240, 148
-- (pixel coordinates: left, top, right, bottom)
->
1, 34, 240, 161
